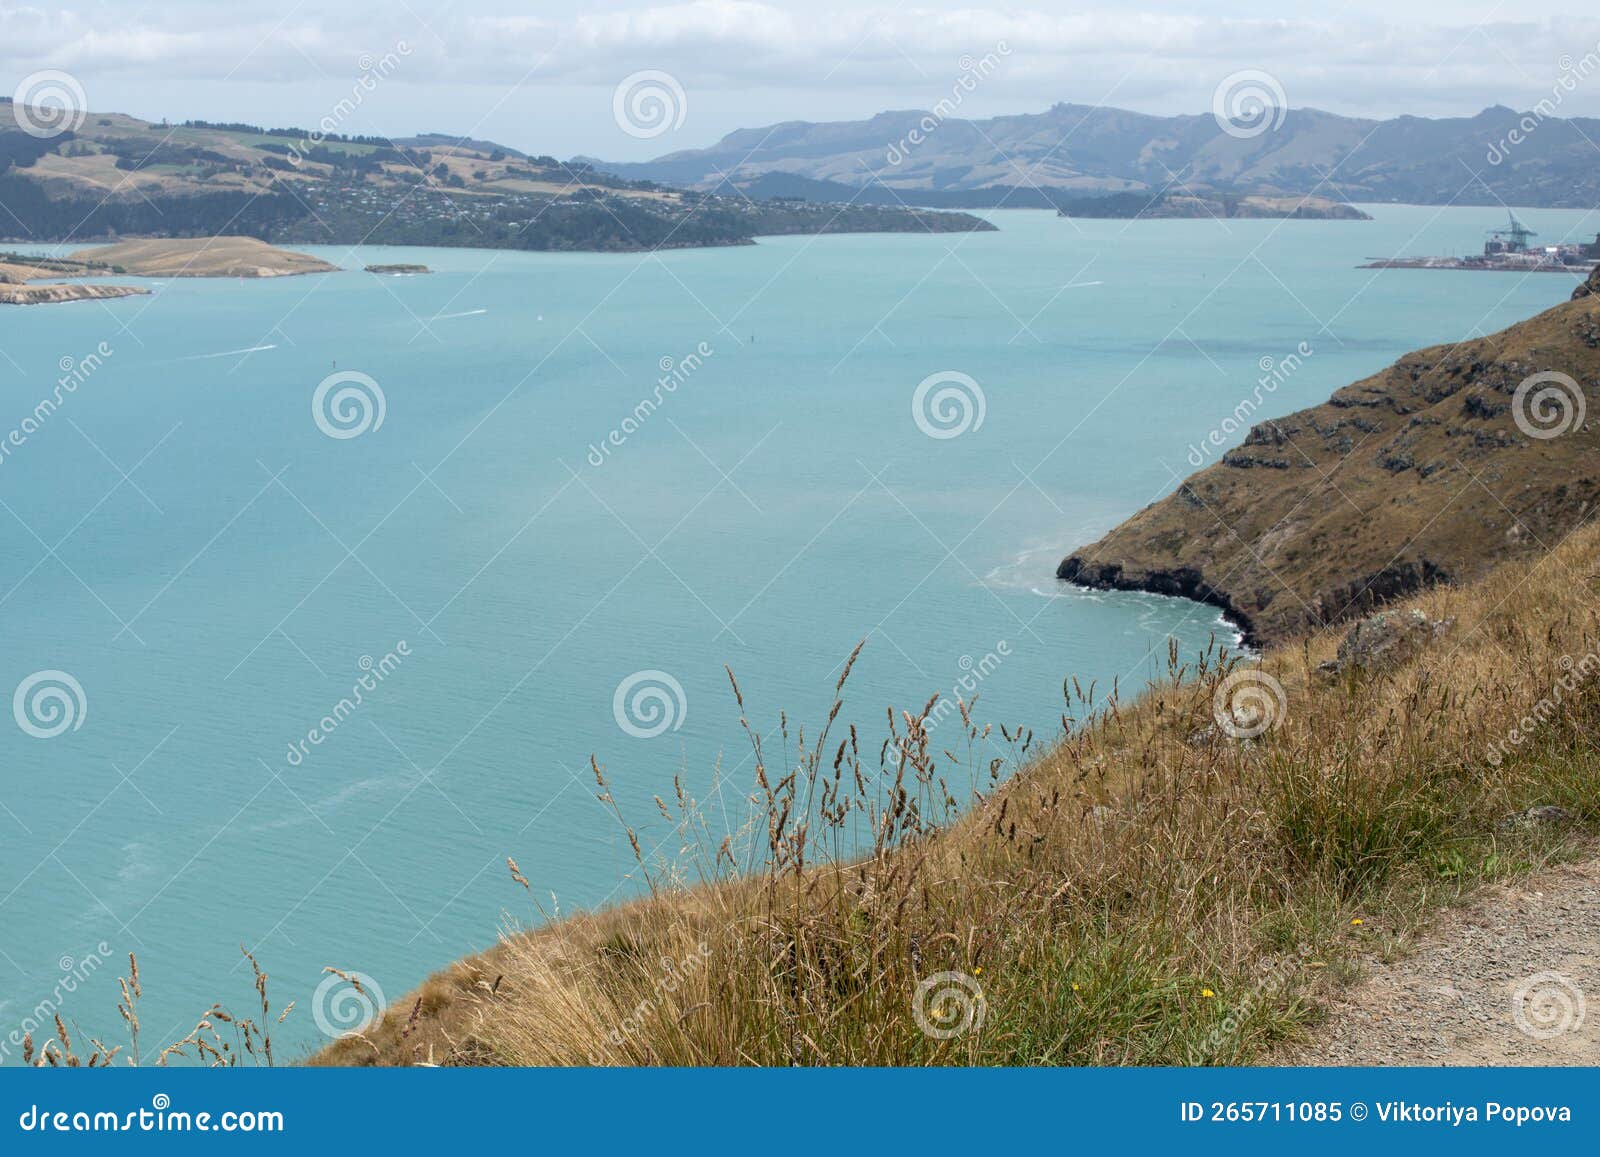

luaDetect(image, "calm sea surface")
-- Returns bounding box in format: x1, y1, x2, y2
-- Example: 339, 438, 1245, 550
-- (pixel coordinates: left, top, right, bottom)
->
1, 205, 1594, 1060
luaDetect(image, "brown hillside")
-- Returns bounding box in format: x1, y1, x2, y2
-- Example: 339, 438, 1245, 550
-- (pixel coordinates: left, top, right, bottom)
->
70, 236, 336, 277
1059, 269, 1600, 645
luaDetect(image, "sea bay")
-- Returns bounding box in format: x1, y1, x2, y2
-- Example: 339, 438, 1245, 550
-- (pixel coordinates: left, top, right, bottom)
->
0, 203, 1593, 1060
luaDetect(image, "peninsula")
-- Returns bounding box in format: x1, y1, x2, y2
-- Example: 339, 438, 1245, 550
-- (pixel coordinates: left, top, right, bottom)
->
71, 236, 338, 277
1058, 265, 1600, 645
0, 237, 334, 304
0, 252, 145, 305
1059, 192, 1371, 220
1358, 213, 1599, 274
0, 280, 149, 305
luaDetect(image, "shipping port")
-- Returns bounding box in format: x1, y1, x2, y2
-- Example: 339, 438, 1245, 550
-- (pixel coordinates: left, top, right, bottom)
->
1360, 212, 1600, 273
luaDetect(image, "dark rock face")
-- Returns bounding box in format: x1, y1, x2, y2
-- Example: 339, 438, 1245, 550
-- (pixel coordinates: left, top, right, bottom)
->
1575, 266, 1600, 300
1313, 560, 1452, 626
1378, 448, 1416, 473
1220, 451, 1297, 469
1056, 557, 1260, 646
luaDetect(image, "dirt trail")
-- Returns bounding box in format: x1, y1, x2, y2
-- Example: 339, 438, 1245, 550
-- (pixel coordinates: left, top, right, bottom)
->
1290, 858, 1600, 1065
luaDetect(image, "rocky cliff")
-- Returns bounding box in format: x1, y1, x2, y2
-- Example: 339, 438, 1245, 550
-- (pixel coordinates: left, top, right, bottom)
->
1574, 264, 1600, 300
0, 282, 150, 305
1059, 273, 1600, 645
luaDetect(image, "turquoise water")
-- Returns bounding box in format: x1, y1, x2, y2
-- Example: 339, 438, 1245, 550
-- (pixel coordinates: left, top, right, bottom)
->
0, 205, 1594, 1061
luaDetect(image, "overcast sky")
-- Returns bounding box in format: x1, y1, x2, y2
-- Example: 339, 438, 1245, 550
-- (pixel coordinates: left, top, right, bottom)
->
5, 1, 1600, 160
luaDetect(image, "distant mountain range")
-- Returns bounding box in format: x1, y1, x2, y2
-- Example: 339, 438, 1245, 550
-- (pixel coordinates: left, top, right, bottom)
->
588, 103, 1600, 209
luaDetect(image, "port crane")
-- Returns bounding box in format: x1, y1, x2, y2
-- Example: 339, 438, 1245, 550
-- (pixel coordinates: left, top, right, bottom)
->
1485, 212, 1537, 254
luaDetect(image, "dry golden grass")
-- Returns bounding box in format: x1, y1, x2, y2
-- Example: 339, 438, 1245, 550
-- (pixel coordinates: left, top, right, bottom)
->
304, 516, 1600, 1067
34, 516, 1599, 1066
67, 237, 337, 278
22, 947, 292, 1068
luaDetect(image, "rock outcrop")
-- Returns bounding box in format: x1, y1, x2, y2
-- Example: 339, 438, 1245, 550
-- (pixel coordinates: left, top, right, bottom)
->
0, 283, 150, 306
1315, 609, 1453, 676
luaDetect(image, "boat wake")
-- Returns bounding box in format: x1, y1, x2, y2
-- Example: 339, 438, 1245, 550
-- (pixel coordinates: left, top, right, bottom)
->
174, 343, 279, 361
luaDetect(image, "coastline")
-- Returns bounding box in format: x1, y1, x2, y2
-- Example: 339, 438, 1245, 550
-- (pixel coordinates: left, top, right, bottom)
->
1, 237, 336, 303
0, 283, 151, 306
1056, 263, 1600, 648
1056, 555, 1263, 649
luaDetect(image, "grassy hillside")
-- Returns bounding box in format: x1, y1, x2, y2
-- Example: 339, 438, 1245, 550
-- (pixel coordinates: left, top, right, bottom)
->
0, 103, 993, 252
1, 236, 332, 303
1061, 267, 1600, 646
303, 504, 1600, 1065
65, 236, 337, 277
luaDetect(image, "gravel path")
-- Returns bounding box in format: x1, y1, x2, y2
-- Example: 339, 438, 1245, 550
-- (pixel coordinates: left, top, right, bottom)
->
1291, 858, 1600, 1065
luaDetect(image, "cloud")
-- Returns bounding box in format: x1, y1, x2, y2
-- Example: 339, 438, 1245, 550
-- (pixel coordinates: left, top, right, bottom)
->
3, 1, 1599, 123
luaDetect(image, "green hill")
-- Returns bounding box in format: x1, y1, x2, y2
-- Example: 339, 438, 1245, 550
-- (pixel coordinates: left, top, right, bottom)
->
0, 102, 993, 251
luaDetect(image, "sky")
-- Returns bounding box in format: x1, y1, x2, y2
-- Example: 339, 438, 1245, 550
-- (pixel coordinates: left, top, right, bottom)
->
4, 1, 1600, 160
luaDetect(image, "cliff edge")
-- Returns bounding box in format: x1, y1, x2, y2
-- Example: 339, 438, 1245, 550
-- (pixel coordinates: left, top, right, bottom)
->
1060, 266, 1600, 645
